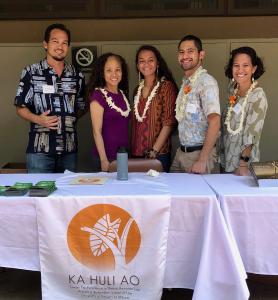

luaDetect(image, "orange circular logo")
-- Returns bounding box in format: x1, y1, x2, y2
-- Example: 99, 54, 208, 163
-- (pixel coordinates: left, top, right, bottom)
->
67, 204, 141, 271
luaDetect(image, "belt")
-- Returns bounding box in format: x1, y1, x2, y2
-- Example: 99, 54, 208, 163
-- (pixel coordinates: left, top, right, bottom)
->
180, 145, 203, 153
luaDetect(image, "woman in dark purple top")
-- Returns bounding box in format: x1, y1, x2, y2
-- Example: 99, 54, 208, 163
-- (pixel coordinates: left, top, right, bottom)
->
87, 53, 130, 171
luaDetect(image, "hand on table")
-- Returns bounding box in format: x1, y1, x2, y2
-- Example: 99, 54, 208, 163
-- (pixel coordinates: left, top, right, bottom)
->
188, 159, 207, 174
234, 166, 250, 176
101, 160, 110, 172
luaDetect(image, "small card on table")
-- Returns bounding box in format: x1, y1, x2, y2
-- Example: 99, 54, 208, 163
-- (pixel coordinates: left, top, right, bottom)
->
70, 176, 107, 185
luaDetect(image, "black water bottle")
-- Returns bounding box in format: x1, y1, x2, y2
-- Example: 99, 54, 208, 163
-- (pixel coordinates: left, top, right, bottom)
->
117, 147, 128, 180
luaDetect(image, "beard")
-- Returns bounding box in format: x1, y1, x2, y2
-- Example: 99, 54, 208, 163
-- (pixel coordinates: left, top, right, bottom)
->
179, 58, 201, 72
52, 55, 66, 62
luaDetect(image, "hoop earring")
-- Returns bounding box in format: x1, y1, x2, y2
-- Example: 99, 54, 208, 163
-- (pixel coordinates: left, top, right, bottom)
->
138, 71, 141, 84
252, 75, 255, 83
231, 78, 237, 89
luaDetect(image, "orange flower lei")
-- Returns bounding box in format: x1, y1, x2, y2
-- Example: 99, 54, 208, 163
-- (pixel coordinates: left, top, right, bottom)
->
225, 81, 257, 135
229, 95, 237, 107
175, 67, 207, 122
183, 85, 192, 94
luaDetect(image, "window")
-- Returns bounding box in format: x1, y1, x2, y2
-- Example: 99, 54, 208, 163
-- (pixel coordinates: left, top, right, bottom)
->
228, 0, 278, 15
1, 0, 278, 19
99, 0, 224, 18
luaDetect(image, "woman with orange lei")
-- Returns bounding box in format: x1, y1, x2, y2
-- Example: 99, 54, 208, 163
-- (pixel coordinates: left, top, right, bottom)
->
221, 47, 268, 175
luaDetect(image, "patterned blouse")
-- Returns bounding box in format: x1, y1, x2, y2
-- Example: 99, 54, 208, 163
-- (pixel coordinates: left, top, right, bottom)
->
131, 80, 177, 156
220, 86, 268, 172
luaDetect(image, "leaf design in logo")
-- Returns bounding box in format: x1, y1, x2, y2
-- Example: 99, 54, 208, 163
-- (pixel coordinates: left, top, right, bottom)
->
89, 214, 121, 256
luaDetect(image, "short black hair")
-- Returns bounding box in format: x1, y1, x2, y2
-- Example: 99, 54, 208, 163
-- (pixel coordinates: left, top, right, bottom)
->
44, 23, 71, 45
178, 35, 202, 52
225, 46, 265, 80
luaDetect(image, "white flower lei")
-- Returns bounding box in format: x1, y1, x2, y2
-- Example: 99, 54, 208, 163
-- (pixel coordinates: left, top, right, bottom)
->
175, 67, 207, 122
224, 81, 257, 136
97, 88, 131, 118
133, 79, 161, 122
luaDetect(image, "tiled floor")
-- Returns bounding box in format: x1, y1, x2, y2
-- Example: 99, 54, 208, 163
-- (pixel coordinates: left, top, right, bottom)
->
1, 268, 278, 299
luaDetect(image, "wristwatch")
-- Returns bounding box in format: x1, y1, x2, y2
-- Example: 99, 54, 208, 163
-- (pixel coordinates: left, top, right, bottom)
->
240, 155, 250, 162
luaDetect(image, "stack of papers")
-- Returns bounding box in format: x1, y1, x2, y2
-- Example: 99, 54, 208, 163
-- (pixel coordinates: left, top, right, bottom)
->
0, 185, 7, 196
3, 182, 33, 196
29, 181, 56, 197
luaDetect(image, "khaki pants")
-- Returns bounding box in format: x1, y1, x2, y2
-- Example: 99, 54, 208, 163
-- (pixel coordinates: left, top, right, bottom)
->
170, 147, 218, 173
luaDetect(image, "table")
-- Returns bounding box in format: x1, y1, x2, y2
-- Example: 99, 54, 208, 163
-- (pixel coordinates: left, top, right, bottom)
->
204, 174, 278, 275
0, 173, 249, 300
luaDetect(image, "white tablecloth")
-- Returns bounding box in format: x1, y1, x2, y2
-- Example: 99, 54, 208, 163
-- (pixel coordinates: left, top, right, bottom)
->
0, 173, 249, 300
204, 174, 278, 275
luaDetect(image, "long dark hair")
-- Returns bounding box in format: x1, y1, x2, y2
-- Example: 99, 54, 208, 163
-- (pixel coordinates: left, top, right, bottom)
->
86, 52, 129, 100
135, 45, 177, 89
225, 46, 265, 80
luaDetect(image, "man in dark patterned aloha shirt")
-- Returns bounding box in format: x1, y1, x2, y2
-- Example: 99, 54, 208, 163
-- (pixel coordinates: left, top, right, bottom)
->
15, 23, 87, 173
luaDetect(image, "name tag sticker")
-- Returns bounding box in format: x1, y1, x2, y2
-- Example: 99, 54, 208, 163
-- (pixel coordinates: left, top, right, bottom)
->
186, 103, 197, 113
42, 85, 55, 94
233, 103, 242, 114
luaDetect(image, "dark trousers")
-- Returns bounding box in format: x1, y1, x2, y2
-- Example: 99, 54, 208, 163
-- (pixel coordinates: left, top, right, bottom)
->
26, 152, 77, 173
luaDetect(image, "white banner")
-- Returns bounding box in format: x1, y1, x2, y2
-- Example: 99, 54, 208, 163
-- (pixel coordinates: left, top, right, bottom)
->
36, 194, 170, 300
